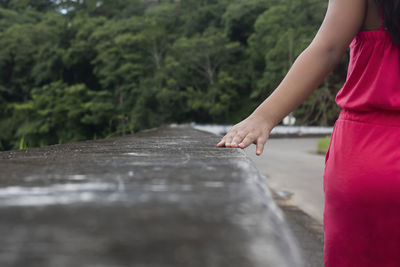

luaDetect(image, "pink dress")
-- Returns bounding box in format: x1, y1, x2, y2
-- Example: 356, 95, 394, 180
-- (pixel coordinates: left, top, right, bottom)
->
323, 20, 400, 266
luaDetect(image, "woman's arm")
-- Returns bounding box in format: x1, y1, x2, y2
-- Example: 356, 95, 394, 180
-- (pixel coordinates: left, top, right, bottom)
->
217, 0, 367, 155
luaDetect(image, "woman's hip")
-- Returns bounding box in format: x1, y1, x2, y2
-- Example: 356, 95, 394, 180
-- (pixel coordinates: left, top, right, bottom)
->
323, 108, 400, 204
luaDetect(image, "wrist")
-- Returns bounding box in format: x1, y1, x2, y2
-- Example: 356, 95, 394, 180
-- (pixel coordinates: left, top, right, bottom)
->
248, 111, 275, 133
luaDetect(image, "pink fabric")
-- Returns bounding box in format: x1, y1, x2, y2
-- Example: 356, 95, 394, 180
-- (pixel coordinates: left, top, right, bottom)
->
336, 28, 400, 111
324, 19, 400, 266
323, 110, 400, 266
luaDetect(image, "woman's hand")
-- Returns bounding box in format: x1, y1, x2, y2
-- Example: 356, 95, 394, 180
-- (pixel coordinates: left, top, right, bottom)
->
217, 114, 274, 156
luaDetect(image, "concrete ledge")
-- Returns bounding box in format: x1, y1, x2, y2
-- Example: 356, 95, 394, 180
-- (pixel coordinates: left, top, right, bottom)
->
191, 124, 333, 138
0, 126, 303, 267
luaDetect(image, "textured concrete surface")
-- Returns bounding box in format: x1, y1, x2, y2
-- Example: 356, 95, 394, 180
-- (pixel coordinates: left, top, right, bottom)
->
272, 191, 324, 267
245, 138, 325, 223
0, 126, 303, 267
245, 138, 325, 267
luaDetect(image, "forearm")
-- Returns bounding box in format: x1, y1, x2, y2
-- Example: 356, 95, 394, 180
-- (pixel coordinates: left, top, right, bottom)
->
252, 44, 344, 128
218, 0, 365, 155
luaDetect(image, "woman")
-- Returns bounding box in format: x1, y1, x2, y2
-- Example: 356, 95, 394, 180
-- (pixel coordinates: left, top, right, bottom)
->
217, 0, 400, 265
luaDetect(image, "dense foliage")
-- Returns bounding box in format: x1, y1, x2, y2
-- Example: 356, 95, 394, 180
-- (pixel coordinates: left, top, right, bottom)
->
0, 0, 345, 151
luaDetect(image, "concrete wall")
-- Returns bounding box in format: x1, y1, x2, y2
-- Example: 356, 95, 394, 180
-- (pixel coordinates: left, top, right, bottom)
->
0, 126, 303, 267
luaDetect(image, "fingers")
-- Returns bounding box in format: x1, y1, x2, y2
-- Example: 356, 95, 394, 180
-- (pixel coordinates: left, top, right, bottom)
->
238, 134, 255, 149
231, 132, 246, 148
216, 117, 271, 155
255, 135, 268, 156
256, 142, 264, 156
224, 130, 236, 147
217, 128, 269, 154
217, 139, 225, 147
217, 128, 246, 148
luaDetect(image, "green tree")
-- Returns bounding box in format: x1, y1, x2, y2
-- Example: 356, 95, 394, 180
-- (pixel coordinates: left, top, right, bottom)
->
0, 0, 344, 151
166, 27, 241, 121
11, 82, 116, 148
222, 0, 274, 45
248, 0, 327, 99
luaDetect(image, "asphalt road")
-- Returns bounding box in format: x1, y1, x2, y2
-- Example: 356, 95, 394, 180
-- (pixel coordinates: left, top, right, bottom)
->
244, 137, 325, 224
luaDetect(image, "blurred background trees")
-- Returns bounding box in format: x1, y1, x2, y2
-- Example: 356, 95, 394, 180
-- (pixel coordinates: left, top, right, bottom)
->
0, 0, 344, 151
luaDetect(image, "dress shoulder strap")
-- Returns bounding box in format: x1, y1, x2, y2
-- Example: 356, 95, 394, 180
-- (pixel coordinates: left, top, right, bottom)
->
380, 8, 385, 30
